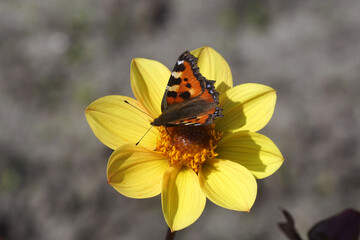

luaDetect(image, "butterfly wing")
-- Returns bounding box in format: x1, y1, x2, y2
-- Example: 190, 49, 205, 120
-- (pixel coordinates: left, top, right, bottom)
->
154, 51, 222, 127
169, 106, 223, 126
161, 51, 210, 110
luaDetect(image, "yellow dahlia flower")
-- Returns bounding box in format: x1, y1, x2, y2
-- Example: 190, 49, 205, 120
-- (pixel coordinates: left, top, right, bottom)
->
85, 46, 284, 231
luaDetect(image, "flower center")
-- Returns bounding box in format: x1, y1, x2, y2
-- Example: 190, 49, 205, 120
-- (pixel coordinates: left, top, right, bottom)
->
156, 125, 222, 173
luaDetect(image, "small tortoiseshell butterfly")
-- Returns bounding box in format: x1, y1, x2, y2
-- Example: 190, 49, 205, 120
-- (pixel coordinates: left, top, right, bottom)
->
151, 51, 223, 127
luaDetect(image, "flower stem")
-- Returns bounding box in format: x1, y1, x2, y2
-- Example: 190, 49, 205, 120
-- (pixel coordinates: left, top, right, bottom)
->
165, 227, 176, 240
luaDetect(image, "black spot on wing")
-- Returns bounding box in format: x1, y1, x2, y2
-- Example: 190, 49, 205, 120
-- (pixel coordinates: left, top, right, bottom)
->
179, 91, 191, 100
167, 91, 177, 98
174, 51, 222, 106
168, 76, 182, 86
177, 51, 206, 89
173, 63, 185, 72
186, 83, 192, 88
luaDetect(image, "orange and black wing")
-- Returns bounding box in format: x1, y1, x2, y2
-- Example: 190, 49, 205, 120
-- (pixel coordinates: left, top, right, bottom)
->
157, 51, 222, 126
170, 106, 223, 126
161, 51, 218, 110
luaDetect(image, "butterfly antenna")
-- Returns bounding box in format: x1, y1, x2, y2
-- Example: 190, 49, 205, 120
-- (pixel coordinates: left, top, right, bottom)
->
124, 100, 154, 119
124, 100, 155, 146
136, 125, 154, 146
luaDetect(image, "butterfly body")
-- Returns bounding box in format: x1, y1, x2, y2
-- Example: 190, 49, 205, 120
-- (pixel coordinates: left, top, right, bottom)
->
151, 51, 223, 127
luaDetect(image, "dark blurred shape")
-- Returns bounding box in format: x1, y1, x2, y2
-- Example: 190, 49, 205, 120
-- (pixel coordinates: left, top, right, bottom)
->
279, 209, 360, 240
0, 215, 9, 240
308, 209, 360, 240
151, 1, 169, 27
278, 209, 303, 240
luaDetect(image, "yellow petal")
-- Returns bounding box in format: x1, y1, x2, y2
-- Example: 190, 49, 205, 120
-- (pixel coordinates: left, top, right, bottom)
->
191, 46, 233, 94
131, 58, 171, 117
107, 144, 169, 199
217, 132, 284, 179
85, 95, 157, 150
216, 83, 277, 133
162, 166, 206, 231
199, 159, 257, 211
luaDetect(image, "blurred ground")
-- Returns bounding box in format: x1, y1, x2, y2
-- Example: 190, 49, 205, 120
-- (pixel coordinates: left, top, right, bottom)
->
0, 0, 359, 239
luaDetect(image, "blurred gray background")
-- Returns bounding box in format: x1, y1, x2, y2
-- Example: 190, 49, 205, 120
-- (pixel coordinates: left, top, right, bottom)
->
0, 0, 359, 239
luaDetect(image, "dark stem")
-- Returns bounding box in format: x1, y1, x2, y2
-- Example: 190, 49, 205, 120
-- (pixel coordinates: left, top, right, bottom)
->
165, 227, 176, 240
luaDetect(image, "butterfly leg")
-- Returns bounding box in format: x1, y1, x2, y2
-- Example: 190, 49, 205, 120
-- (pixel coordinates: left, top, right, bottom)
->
165, 127, 175, 147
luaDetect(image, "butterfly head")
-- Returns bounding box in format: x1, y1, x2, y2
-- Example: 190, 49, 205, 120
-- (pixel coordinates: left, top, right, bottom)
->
150, 117, 162, 127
